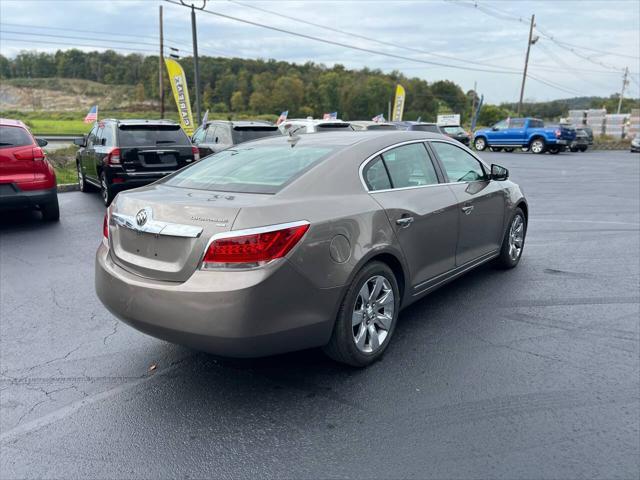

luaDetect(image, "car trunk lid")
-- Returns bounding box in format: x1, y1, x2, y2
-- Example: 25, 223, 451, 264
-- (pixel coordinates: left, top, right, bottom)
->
108, 184, 268, 282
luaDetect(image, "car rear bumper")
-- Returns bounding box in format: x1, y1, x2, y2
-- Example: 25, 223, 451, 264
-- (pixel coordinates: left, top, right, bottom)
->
95, 244, 342, 357
0, 184, 57, 209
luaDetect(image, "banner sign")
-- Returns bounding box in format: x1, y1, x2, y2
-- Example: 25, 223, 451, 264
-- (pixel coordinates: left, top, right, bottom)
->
164, 58, 195, 136
391, 84, 405, 122
437, 114, 461, 125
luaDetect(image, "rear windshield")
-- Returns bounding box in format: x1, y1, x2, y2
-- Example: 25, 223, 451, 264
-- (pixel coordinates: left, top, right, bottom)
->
117, 125, 190, 147
0, 126, 33, 149
367, 124, 397, 131
316, 123, 353, 131
163, 145, 335, 194
412, 124, 440, 133
232, 126, 280, 144
441, 126, 466, 135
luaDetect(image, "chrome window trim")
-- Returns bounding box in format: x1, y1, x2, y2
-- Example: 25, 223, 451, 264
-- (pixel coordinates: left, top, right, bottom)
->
428, 138, 491, 175
358, 138, 490, 193
200, 220, 310, 270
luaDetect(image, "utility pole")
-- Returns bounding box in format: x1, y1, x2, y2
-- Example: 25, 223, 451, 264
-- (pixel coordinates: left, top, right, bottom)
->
470, 80, 477, 125
179, 1, 206, 124
518, 14, 537, 116
159, 5, 165, 119
617, 67, 629, 114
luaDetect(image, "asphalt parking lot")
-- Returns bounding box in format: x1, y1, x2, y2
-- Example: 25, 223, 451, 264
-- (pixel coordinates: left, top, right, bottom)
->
1, 149, 639, 479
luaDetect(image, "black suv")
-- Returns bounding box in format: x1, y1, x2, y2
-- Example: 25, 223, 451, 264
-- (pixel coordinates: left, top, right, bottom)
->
191, 120, 280, 157
75, 119, 198, 206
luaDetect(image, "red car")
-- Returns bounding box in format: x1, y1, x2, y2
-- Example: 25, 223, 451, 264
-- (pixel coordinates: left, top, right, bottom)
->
0, 119, 59, 221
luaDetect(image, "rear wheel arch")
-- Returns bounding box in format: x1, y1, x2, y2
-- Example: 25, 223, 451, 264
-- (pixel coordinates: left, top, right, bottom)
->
528, 135, 545, 147
346, 249, 407, 305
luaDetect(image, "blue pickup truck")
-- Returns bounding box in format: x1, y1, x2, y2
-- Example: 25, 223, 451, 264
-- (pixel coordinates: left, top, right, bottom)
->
473, 117, 576, 154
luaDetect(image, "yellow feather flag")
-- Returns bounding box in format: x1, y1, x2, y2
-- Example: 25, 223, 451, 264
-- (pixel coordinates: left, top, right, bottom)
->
164, 58, 195, 136
391, 84, 406, 122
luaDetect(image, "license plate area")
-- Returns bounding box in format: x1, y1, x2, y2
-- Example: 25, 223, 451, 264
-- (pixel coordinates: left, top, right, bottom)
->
138, 152, 178, 168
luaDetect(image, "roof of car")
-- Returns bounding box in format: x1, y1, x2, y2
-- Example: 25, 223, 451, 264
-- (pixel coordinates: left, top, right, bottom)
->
206, 120, 275, 127
243, 130, 445, 148
0, 118, 28, 128
100, 119, 180, 126
393, 121, 438, 126
349, 121, 396, 127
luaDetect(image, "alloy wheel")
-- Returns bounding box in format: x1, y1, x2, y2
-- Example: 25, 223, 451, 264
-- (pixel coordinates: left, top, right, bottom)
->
77, 164, 84, 191
508, 214, 525, 261
352, 275, 394, 353
531, 140, 544, 154
101, 175, 108, 204
474, 138, 486, 151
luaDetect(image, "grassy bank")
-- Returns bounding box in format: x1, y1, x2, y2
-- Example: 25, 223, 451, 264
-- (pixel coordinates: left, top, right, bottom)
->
46, 145, 78, 184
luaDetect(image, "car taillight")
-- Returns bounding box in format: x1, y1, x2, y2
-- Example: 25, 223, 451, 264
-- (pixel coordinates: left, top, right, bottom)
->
555, 129, 561, 138
191, 146, 200, 161
106, 148, 121, 165
33, 147, 45, 161
202, 221, 310, 269
103, 212, 110, 247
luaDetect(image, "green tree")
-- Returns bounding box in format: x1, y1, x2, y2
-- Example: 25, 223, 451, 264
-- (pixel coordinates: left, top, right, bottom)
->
135, 82, 145, 102
230, 91, 245, 112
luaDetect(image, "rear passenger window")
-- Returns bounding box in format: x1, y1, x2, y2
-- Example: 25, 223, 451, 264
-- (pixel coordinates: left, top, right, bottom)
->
509, 119, 525, 128
363, 156, 391, 191
381, 143, 439, 188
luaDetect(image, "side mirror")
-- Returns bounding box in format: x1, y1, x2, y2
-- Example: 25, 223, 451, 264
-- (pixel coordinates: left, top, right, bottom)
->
491, 127, 499, 131
74, 136, 86, 147
491, 164, 509, 181
35, 137, 48, 147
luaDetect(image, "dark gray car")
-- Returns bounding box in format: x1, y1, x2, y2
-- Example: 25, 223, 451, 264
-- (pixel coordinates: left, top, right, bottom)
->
96, 131, 528, 367
191, 120, 280, 157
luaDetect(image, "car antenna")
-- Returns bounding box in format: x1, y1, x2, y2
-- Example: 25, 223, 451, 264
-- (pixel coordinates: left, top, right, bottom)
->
287, 128, 300, 147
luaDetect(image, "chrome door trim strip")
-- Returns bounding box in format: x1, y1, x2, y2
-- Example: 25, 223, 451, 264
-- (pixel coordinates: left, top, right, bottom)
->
411, 250, 499, 296
111, 210, 203, 238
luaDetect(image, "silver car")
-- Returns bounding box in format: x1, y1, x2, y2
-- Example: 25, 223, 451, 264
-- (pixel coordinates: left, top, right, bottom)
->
96, 131, 528, 366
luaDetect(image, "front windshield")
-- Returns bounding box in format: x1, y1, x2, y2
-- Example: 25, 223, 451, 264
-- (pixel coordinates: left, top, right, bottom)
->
163, 144, 335, 194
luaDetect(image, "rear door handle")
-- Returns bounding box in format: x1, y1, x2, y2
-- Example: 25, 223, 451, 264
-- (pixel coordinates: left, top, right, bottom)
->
396, 216, 414, 227
461, 205, 474, 215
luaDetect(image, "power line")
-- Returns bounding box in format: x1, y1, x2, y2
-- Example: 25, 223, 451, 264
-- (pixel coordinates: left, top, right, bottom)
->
227, 0, 519, 73
0, 22, 188, 52
449, 0, 635, 71
0, 36, 159, 54
163, 0, 521, 75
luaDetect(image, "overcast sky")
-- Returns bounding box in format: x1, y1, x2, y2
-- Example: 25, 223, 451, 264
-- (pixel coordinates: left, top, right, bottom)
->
1, 0, 639, 103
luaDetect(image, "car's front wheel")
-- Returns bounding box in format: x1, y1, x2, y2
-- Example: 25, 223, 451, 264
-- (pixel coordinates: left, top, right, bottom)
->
77, 162, 92, 192
323, 261, 400, 367
495, 207, 526, 269
474, 137, 487, 151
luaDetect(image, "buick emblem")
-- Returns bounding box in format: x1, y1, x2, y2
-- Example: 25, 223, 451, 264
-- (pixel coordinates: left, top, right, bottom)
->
136, 209, 148, 227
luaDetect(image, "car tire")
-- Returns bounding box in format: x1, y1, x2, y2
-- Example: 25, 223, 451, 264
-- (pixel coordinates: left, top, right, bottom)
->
490, 147, 503, 152
579, 146, 588, 152
530, 138, 546, 154
504, 148, 515, 153
77, 162, 92, 192
474, 137, 487, 151
548, 146, 560, 154
494, 207, 526, 269
41, 196, 60, 222
570, 146, 578, 152
323, 261, 400, 367
100, 171, 114, 207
